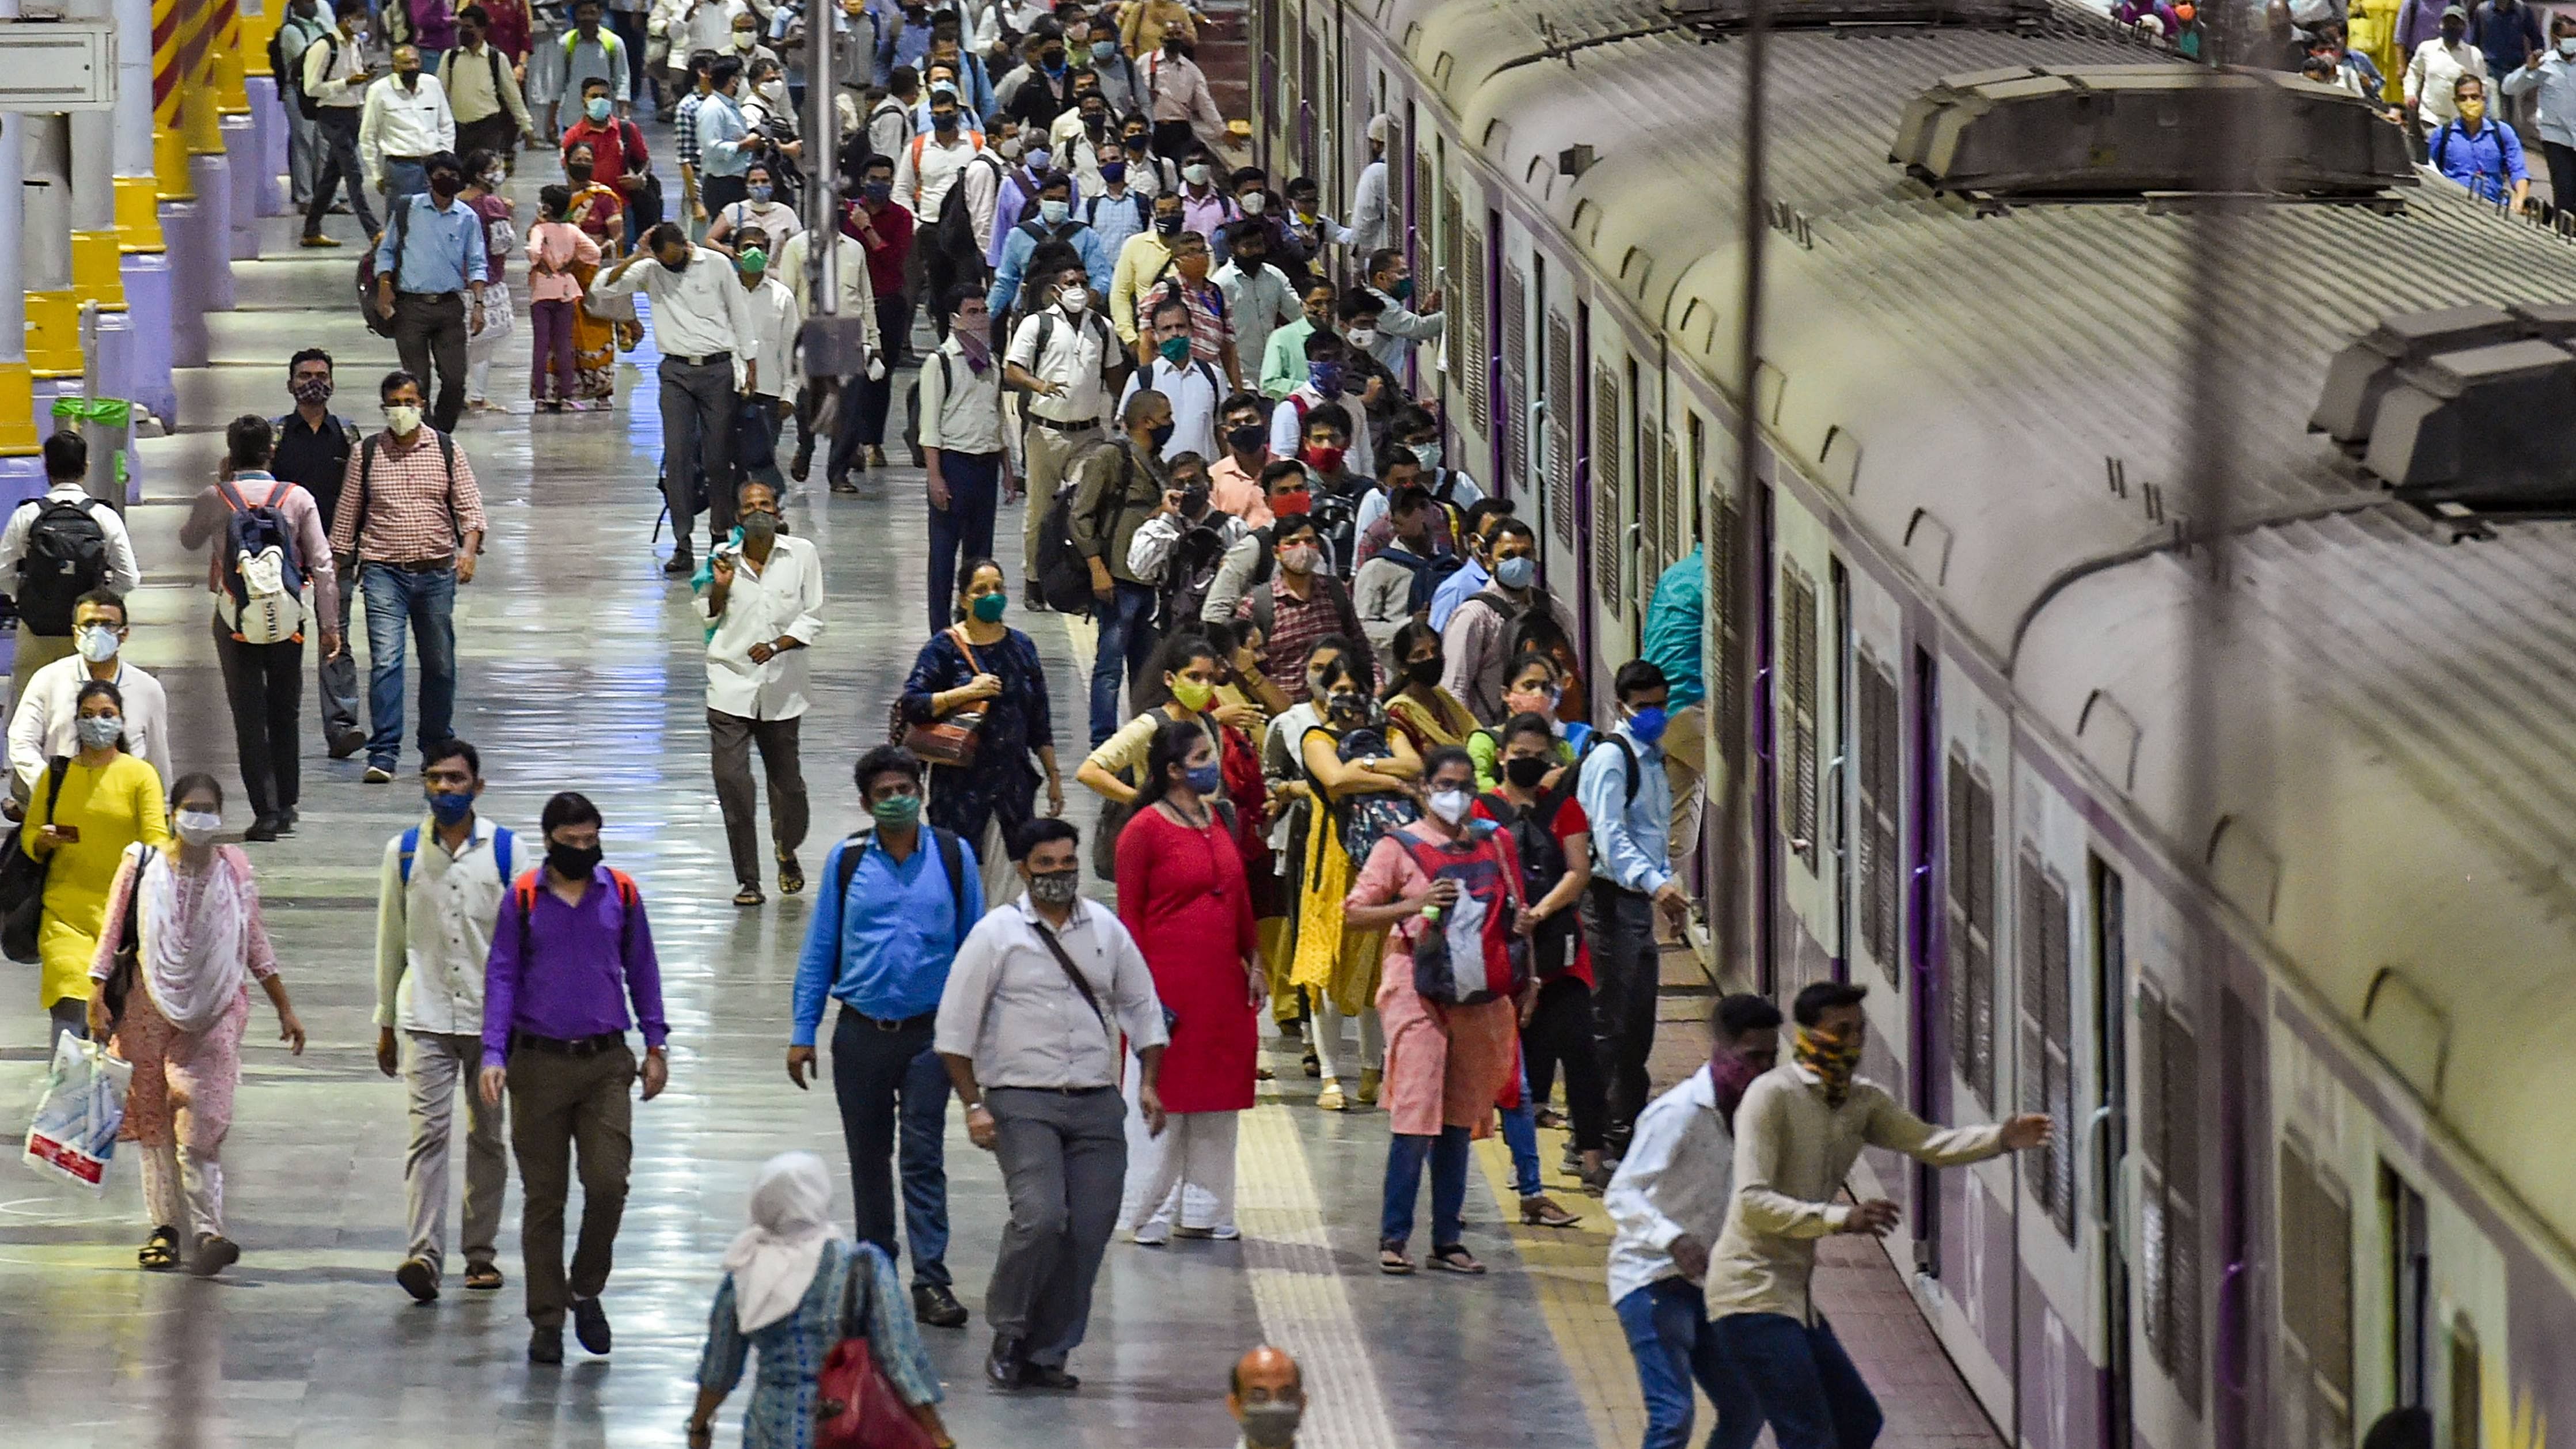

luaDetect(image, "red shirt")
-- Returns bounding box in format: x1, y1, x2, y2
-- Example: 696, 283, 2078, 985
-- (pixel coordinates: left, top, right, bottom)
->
1470, 792, 1594, 988
562, 117, 647, 191
843, 200, 915, 300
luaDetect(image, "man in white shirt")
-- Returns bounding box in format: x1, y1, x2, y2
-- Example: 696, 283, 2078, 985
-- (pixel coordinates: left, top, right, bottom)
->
360, 46, 458, 204
1359, 246, 1444, 379
9, 588, 173, 792
277, 0, 333, 208
1348, 113, 1392, 256
373, 738, 515, 1303
1117, 294, 1223, 460
3, 432, 143, 700
1004, 259, 1120, 602
894, 90, 989, 224
694, 479, 822, 905
1605, 995, 1780, 1449
921, 290, 1011, 632
935, 818, 1167, 1392
302, 0, 385, 243
593, 223, 762, 575
773, 220, 886, 494
730, 229, 805, 494
2408, 4, 2490, 128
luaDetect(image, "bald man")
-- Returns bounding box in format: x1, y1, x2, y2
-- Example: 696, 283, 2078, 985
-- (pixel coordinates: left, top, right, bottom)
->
1229, 1346, 1305, 1448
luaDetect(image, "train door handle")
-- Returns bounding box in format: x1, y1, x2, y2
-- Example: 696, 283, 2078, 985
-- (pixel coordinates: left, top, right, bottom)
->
2075, 1103, 2114, 1235
1625, 521, 1645, 601
2216, 1260, 2250, 1393
1824, 756, 1847, 864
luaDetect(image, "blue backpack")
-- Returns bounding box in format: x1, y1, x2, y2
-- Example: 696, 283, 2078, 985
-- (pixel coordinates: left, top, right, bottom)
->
214, 477, 307, 645
399, 824, 516, 887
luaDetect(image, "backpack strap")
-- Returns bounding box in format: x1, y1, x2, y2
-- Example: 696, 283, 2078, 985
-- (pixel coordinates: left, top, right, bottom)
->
932, 828, 968, 949
399, 825, 421, 885
493, 825, 514, 885
1587, 731, 1641, 806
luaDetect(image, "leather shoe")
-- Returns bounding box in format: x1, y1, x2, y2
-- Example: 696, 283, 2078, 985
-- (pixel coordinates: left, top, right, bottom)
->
1019, 1361, 1080, 1391
571, 1296, 612, 1355
985, 1333, 1025, 1391
528, 1326, 564, 1364
663, 548, 695, 576
328, 728, 369, 760
913, 1283, 969, 1328
245, 816, 282, 843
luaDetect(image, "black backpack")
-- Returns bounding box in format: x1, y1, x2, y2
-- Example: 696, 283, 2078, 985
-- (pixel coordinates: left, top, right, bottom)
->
290, 32, 337, 121
932, 150, 999, 279
1032, 439, 1130, 613
1308, 483, 1364, 579
1478, 784, 1582, 976
833, 826, 970, 950
14, 499, 111, 635
359, 196, 416, 340
1157, 519, 1232, 630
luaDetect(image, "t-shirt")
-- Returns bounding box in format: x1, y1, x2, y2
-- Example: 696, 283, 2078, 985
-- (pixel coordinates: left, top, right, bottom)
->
1470, 791, 1593, 986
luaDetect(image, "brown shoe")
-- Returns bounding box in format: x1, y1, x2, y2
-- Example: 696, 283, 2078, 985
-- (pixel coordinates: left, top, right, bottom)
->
299, 233, 343, 248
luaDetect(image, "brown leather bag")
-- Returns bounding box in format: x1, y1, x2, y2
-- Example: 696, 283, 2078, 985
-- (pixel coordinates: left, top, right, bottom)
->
897, 627, 988, 767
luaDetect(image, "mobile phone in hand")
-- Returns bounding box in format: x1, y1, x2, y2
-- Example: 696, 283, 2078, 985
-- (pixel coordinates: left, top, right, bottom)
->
52, 824, 79, 842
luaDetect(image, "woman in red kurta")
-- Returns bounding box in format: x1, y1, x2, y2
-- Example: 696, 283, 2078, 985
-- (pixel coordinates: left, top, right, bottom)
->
1114, 717, 1261, 1246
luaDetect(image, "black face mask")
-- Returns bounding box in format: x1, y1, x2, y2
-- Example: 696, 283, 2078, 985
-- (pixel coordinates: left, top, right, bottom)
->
1179, 483, 1210, 515
398, 70, 421, 90
1154, 213, 1183, 236
548, 841, 604, 879
1504, 754, 1551, 789
1403, 658, 1443, 687
428, 172, 464, 198
1226, 422, 1266, 452
660, 252, 691, 273
567, 162, 595, 183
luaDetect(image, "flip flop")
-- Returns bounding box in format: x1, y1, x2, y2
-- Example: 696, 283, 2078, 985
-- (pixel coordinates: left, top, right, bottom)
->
1428, 1245, 1487, 1275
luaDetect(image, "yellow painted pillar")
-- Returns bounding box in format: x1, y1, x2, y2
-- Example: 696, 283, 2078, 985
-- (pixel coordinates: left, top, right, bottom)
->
0, 0, 37, 471
153, 0, 194, 202
114, 0, 164, 251
211, 0, 249, 116
67, 0, 123, 309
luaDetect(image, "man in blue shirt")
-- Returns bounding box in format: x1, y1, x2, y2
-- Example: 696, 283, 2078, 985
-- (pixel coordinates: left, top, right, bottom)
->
1642, 544, 1708, 859
695, 55, 767, 217
1426, 499, 1515, 632
2430, 73, 2533, 207
788, 745, 985, 1329
369, 150, 490, 434
989, 170, 1116, 316
1577, 660, 1694, 1155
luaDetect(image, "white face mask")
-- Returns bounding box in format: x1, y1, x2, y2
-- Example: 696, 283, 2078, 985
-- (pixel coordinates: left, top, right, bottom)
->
1347, 327, 1378, 350
2560, 35, 2576, 55
76, 624, 120, 663
1428, 788, 1473, 826
385, 403, 424, 436
174, 809, 223, 847
1058, 286, 1090, 313
1239, 192, 1266, 215
1183, 162, 1212, 186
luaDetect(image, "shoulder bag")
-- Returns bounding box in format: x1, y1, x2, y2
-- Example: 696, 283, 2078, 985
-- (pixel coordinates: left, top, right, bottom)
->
0, 758, 73, 964
813, 1242, 939, 1449
894, 627, 987, 767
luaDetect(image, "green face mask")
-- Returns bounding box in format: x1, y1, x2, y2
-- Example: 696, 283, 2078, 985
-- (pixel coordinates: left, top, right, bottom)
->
738, 246, 768, 275
1157, 335, 1192, 364
870, 793, 922, 827
970, 592, 1008, 622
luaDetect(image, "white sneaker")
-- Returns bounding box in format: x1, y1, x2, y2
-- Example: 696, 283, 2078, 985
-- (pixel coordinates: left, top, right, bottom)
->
1132, 1223, 1171, 1247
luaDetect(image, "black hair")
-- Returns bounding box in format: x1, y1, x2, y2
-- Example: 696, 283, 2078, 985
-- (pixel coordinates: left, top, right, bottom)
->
538, 183, 572, 219
1498, 710, 1558, 752
957, 555, 1004, 599
422, 737, 483, 777
289, 347, 334, 375
1614, 659, 1670, 701
1273, 513, 1322, 547
1388, 484, 1434, 518
1156, 629, 1224, 682
1463, 497, 1516, 540
1364, 246, 1405, 279
226, 415, 275, 471
422, 150, 464, 180
541, 791, 604, 836
1014, 815, 1080, 862
689, 48, 721, 75
1508, 647, 1563, 689
1337, 290, 1385, 321
854, 744, 924, 794
1259, 459, 1308, 492
1421, 745, 1475, 784
1391, 404, 1437, 441
1312, 641, 1376, 699
1220, 390, 1265, 420
1489, 516, 1538, 548
1132, 715, 1217, 813
1147, 294, 1190, 328
1302, 632, 1356, 671
735, 473, 779, 505
710, 54, 745, 88
1299, 401, 1352, 438
945, 282, 989, 313
889, 63, 919, 92
1792, 980, 1868, 1027
1380, 451, 1424, 480
862, 151, 898, 176
380, 369, 422, 401
1122, 387, 1173, 428
457, 3, 490, 24
73, 680, 128, 754
1716, 992, 1785, 1041
168, 771, 225, 813
76, 586, 127, 624
1303, 330, 1348, 362
2362, 1408, 2434, 1449
645, 220, 690, 253
41, 431, 86, 482
1225, 219, 1271, 252
1286, 173, 1319, 197
581, 74, 613, 93
1384, 621, 1443, 699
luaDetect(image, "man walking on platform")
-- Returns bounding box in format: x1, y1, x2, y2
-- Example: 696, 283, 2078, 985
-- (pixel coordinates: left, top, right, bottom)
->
1577, 660, 1691, 1151
920, 290, 1010, 633
479, 792, 670, 1365
370, 151, 491, 434
440, 6, 540, 163
1, 431, 141, 703
270, 350, 369, 759
373, 738, 514, 1302
593, 222, 760, 576
790, 746, 983, 1329
695, 479, 821, 907
361, 46, 458, 207
301, 0, 385, 246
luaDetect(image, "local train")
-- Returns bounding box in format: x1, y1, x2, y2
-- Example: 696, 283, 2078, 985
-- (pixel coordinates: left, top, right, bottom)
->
1251, 0, 2576, 1444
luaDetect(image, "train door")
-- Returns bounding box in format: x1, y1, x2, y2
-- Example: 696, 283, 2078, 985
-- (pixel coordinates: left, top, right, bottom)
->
1485, 215, 1505, 491
1569, 298, 1596, 688
1910, 643, 1944, 1268
1770, 494, 1839, 996
1842, 562, 1910, 1262
2217, 989, 2267, 1449
2093, 859, 2135, 1449
2381, 1164, 2431, 1417
1581, 319, 1635, 709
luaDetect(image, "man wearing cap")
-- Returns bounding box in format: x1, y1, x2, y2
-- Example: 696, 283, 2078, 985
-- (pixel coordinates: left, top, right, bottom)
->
2407, 5, 2490, 130
1348, 115, 1393, 257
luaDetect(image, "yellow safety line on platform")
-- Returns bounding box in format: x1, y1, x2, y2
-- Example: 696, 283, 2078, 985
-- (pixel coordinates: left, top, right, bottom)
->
1236, 1098, 1402, 1449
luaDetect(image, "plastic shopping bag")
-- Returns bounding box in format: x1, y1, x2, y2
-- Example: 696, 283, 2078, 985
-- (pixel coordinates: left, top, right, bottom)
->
23, 1031, 132, 1188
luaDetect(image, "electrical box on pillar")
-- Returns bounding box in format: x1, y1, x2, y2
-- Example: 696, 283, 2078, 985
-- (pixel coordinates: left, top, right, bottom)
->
0, 18, 116, 109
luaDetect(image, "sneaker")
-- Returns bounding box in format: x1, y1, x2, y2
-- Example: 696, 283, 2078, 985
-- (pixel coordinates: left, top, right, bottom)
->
363, 765, 395, 784
189, 1234, 240, 1277
571, 1295, 612, 1355
912, 1283, 969, 1328
396, 1257, 439, 1302
1132, 1223, 1171, 1247
528, 1326, 564, 1364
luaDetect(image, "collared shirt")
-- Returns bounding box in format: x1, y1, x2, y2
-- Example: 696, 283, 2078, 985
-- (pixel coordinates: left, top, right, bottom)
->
2503, 51, 2576, 145
919, 334, 1008, 455
1706, 1066, 2005, 1323
1349, 158, 1391, 256
2430, 114, 2529, 199
1643, 545, 1705, 711
0, 486, 142, 604
373, 813, 511, 1035
1144, 51, 1221, 139
178, 472, 342, 625
1207, 454, 1273, 529
1440, 584, 1576, 722
1117, 355, 1223, 460
1150, 274, 1234, 375
1069, 437, 1170, 586
934, 895, 1167, 1090
329, 427, 490, 563
1427, 555, 1489, 632
375, 192, 491, 297
736, 275, 805, 399
559, 27, 632, 104
1353, 468, 1482, 544
1176, 185, 1236, 249
1215, 261, 1298, 387
593, 246, 760, 386
776, 227, 877, 320
674, 88, 708, 172
988, 217, 1115, 315
1127, 507, 1245, 584
1266, 385, 1376, 480
1364, 286, 1444, 373
359, 73, 458, 191
1109, 229, 1174, 344
694, 532, 824, 719
1234, 572, 1347, 704
480, 866, 670, 1068
439, 41, 534, 129
302, 25, 372, 111
562, 115, 646, 189
2406, 36, 2490, 123
794, 829, 987, 1044
1082, 188, 1148, 259
8, 655, 172, 789
1577, 716, 1674, 896
270, 410, 357, 525
1606, 1065, 1735, 1305
894, 128, 989, 222
1006, 304, 1117, 426
852, 199, 915, 297
1259, 316, 1317, 399
696, 89, 759, 178
2473, 0, 2544, 75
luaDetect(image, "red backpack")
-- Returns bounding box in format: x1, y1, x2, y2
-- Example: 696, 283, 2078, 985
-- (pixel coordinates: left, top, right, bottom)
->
510, 867, 642, 959
1395, 827, 1530, 1007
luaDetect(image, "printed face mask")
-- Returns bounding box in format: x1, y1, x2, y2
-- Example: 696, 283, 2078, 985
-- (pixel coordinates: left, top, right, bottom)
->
291, 375, 333, 404
74, 715, 123, 751
1027, 867, 1081, 904
870, 792, 923, 827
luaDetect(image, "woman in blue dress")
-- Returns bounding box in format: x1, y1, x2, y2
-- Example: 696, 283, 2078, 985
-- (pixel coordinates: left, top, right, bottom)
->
898, 557, 1065, 901
690, 1152, 949, 1449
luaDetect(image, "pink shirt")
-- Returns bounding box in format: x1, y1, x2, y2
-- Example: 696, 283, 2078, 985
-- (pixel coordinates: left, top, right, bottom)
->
525, 219, 601, 305
1208, 454, 1272, 529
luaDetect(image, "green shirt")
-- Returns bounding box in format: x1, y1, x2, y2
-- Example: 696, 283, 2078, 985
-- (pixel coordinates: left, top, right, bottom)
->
1642, 545, 1705, 711
1259, 317, 1318, 400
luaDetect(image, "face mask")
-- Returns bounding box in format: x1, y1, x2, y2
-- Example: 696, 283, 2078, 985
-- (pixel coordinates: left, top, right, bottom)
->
1302, 444, 1344, 475
1170, 677, 1216, 712
932, 110, 960, 131
548, 841, 605, 879
1709, 1049, 1763, 1126
1494, 555, 1538, 591
174, 810, 223, 847
1269, 489, 1311, 517
2560, 35, 2575, 54
1627, 704, 1669, 745
1039, 198, 1071, 226
1146, 420, 1178, 452
870, 792, 923, 828
289, 376, 335, 409
1028, 866, 1082, 904
760, 79, 788, 105
661, 253, 692, 274
1057, 286, 1091, 313
1278, 543, 1321, 575
428, 172, 464, 198
1226, 423, 1266, 453
1794, 1023, 1864, 1109
1092, 38, 1117, 59
1182, 761, 1224, 795
1124, 132, 1149, 151
731, 28, 756, 47
75, 624, 120, 663
385, 403, 424, 435
1100, 161, 1127, 184
74, 715, 122, 751
1388, 276, 1415, 302
1503, 685, 1558, 717
1412, 441, 1443, 471
740, 510, 779, 543
1026, 147, 1052, 172
586, 96, 612, 121
1308, 362, 1344, 396
1237, 248, 1270, 269
738, 248, 769, 276
1427, 788, 1473, 826
1326, 688, 1365, 719
1154, 212, 1183, 236
1183, 162, 1211, 186
865, 180, 894, 203
970, 591, 1008, 622
1403, 658, 1442, 687
399, 70, 421, 91
748, 183, 774, 203
1240, 192, 1267, 215
426, 788, 476, 825
1041, 48, 1065, 70
1503, 754, 1551, 789
1346, 327, 1378, 350
1178, 483, 1211, 516
2460, 97, 2487, 122
1157, 335, 1192, 365
567, 161, 597, 183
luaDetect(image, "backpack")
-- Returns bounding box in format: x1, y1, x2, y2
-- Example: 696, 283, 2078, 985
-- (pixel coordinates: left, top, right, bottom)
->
213, 477, 308, 645
294, 32, 340, 120
1156, 518, 1231, 629
359, 196, 416, 340
13, 499, 111, 636
1395, 827, 1530, 1007
1581, 730, 1643, 806
510, 866, 642, 962
399, 823, 517, 886
1031, 438, 1137, 613
832, 826, 970, 950
1084, 191, 1148, 232
1307, 484, 1362, 579
355, 429, 465, 548
1478, 787, 1581, 977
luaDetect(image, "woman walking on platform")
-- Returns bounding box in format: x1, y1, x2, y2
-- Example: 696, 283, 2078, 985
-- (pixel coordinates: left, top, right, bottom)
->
562, 141, 629, 407
89, 772, 308, 1277
898, 559, 1064, 903
26, 680, 168, 1042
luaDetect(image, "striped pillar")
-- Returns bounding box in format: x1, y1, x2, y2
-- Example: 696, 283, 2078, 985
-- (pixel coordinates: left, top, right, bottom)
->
210, 0, 248, 116
113, 0, 161, 251
0, 0, 38, 471
67, 0, 122, 311
151, 0, 191, 200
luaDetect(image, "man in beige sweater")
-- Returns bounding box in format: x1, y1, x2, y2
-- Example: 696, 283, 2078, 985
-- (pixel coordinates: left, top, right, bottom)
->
1705, 980, 2052, 1448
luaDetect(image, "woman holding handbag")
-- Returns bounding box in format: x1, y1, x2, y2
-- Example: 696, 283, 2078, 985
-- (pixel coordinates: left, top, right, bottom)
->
896, 558, 1064, 904
690, 1151, 949, 1449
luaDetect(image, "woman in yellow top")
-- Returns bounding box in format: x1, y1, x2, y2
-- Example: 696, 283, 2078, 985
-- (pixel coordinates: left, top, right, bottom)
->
1380, 621, 1481, 758
28, 680, 169, 1038
1293, 651, 1422, 1112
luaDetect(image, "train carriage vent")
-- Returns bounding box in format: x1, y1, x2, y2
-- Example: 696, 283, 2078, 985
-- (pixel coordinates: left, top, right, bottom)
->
1891, 66, 2416, 206
1663, 0, 2047, 30
2317, 304, 2576, 513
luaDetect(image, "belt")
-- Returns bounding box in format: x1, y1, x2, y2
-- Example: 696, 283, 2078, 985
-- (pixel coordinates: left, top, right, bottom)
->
840, 1006, 936, 1033
511, 1030, 627, 1057
386, 153, 428, 164
396, 290, 462, 302
991, 1083, 1117, 1097
373, 556, 458, 573
669, 350, 735, 368
1028, 414, 1101, 433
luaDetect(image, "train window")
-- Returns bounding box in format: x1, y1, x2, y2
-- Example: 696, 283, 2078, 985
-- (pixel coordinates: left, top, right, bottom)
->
1710, 487, 1743, 763
1660, 432, 1686, 573
1547, 312, 1576, 545
1640, 414, 1664, 581
1944, 752, 1997, 1109
2447, 1316, 2480, 1449
1594, 366, 1624, 606
1856, 658, 1901, 984
2016, 853, 2076, 1241
2136, 981, 2203, 1410
1503, 264, 1528, 487
1782, 566, 1820, 871
1462, 225, 1488, 426
2279, 1138, 2357, 1449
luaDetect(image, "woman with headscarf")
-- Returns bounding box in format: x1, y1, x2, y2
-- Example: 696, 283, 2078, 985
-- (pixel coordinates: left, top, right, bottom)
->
689, 1152, 950, 1449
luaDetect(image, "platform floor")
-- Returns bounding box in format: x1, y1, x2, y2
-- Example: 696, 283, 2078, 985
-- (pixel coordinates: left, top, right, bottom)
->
0, 150, 2005, 1449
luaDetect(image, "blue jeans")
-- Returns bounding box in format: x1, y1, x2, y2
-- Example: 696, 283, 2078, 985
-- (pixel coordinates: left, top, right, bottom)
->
1710, 1313, 1883, 1449
926, 449, 1001, 634
1617, 1281, 1762, 1449
1502, 1059, 1542, 1198
360, 562, 458, 771
1087, 578, 1160, 746
829, 1008, 953, 1288
1379, 1126, 1469, 1250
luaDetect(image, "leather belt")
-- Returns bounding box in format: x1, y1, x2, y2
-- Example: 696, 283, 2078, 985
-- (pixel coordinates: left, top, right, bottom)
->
1028, 415, 1100, 433
511, 1030, 627, 1057
670, 350, 735, 368
841, 1006, 937, 1033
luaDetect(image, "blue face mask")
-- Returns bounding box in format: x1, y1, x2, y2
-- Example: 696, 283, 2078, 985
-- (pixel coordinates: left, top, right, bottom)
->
1493, 554, 1537, 591
1183, 761, 1224, 795
1308, 361, 1345, 397
1627, 705, 1669, 745
426, 788, 475, 825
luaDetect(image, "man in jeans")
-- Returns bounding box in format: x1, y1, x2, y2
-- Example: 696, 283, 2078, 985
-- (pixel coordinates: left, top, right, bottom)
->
176, 416, 343, 841
372, 738, 514, 1303
1707, 981, 2051, 1448
1068, 388, 1175, 746
591, 222, 759, 576
370, 151, 489, 435
1577, 661, 1693, 1154
477, 792, 670, 1365
328, 370, 488, 784
790, 746, 982, 1327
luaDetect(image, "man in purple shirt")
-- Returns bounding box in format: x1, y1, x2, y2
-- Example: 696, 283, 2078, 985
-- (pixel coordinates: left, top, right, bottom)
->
477, 791, 670, 1365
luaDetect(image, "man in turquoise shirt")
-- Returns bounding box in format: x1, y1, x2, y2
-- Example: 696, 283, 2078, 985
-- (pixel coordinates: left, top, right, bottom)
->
1641, 544, 1709, 868
787, 745, 984, 1329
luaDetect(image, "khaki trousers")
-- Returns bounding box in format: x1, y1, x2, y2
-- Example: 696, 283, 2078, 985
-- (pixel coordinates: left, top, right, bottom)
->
1019, 420, 1103, 581
505, 1043, 635, 1328
405, 1030, 508, 1276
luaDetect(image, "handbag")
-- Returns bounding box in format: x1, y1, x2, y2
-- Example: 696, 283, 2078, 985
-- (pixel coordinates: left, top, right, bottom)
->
100, 844, 147, 1027
897, 628, 987, 768
0, 758, 73, 964
814, 1243, 940, 1449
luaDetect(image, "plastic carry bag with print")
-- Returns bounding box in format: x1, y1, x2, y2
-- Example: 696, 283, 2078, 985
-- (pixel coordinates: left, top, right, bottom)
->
23, 1031, 133, 1188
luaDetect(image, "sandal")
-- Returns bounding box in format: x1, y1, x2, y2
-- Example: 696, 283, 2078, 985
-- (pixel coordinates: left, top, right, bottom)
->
1520, 1195, 1583, 1229
776, 854, 805, 896
464, 1264, 506, 1291
138, 1226, 180, 1271
1428, 1245, 1488, 1275
733, 884, 766, 908
1534, 1107, 1567, 1131
1317, 1080, 1347, 1112
1378, 1245, 1416, 1275
1301, 1050, 1321, 1079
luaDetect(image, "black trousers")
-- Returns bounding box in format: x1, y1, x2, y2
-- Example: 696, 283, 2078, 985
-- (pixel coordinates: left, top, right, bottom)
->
211, 618, 306, 821
1584, 881, 1661, 1140
456, 112, 518, 170
1151, 119, 1194, 163
701, 172, 748, 217
1522, 973, 1608, 1152
658, 354, 738, 548
305, 107, 380, 236
851, 293, 915, 446
393, 291, 472, 434
2547, 140, 2576, 223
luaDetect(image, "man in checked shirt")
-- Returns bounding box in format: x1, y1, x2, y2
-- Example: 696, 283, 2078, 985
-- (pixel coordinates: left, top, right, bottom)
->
330, 370, 490, 784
